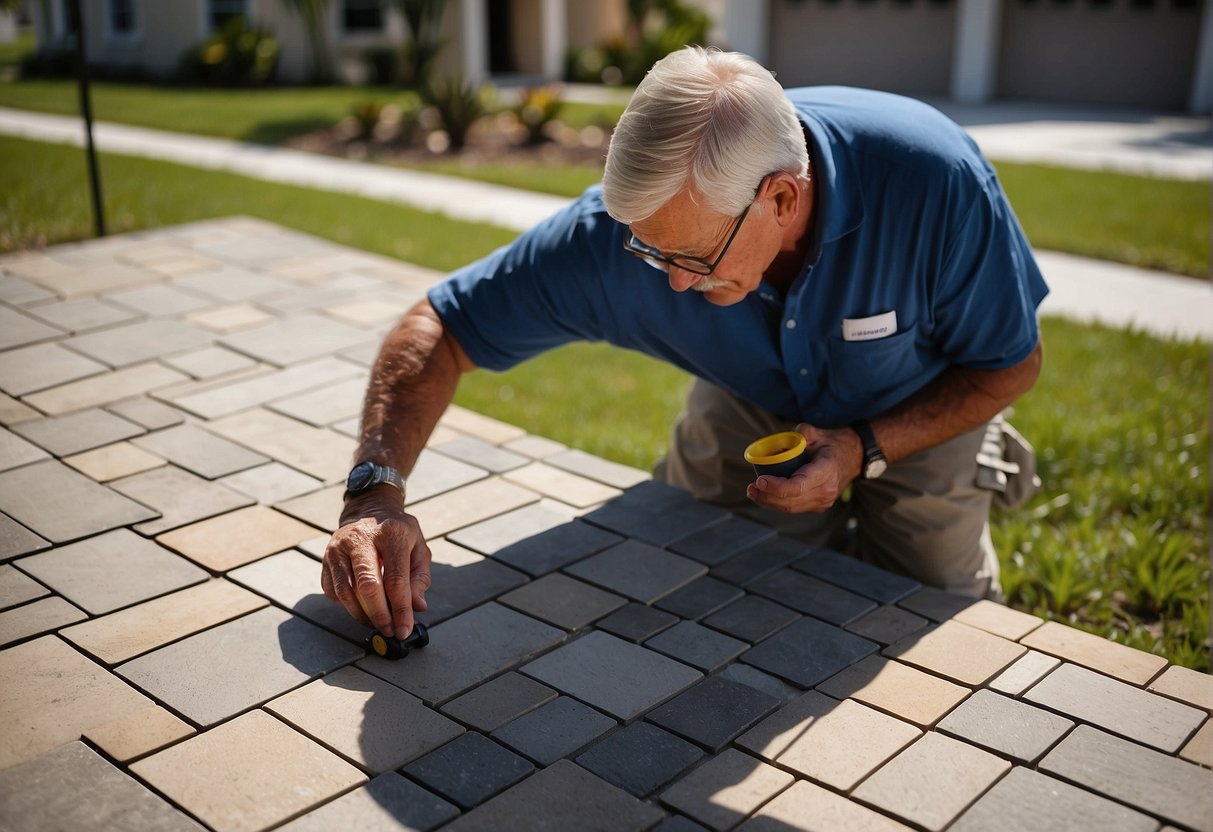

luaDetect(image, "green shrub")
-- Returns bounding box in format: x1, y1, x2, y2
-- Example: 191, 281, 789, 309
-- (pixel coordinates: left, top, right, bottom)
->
424, 76, 487, 151
514, 86, 564, 145
178, 16, 280, 87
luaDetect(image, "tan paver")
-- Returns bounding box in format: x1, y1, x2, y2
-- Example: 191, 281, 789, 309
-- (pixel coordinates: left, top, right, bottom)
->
60, 578, 269, 665
266, 666, 465, 773
502, 434, 567, 459
0, 563, 47, 608
503, 461, 622, 508
275, 484, 344, 533
542, 448, 651, 489
439, 405, 526, 444
62, 441, 166, 481
23, 362, 188, 416
1179, 718, 1213, 768
0, 391, 41, 425
0, 635, 152, 770
738, 780, 914, 832
207, 409, 355, 482
988, 649, 1063, 695
410, 477, 540, 538
817, 654, 971, 728
884, 620, 1025, 686
1021, 620, 1168, 685
660, 748, 794, 832
83, 704, 197, 762
0, 595, 86, 646
952, 599, 1043, 641
131, 709, 366, 832
1148, 664, 1213, 712
156, 505, 320, 571
187, 302, 275, 332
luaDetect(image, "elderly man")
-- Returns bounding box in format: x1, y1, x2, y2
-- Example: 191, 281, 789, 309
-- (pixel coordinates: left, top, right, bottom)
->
323, 47, 1047, 641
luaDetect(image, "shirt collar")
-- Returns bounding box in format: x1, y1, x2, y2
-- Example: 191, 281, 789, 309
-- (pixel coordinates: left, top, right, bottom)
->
799, 110, 865, 249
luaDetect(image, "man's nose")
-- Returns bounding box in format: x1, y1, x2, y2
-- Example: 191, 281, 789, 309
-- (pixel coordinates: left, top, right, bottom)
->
668, 267, 701, 293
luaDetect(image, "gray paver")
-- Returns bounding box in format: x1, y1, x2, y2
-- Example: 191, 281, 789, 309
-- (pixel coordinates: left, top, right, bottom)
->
266, 376, 368, 426
793, 547, 921, 603
950, 766, 1159, 832
131, 423, 269, 479
491, 695, 617, 765
654, 817, 711, 832
110, 464, 254, 535
447, 501, 575, 556
228, 549, 366, 642
402, 732, 534, 809
576, 721, 705, 797
65, 318, 213, 367
0, 564, 47, 608
669, 515, 777, 566
845, 604, 930, 646
565, 539, 706, 603
897, 586, 978, 621
702, 595, 799, 644
219, 461, 323, 504
0, 514, 50, 563
1040, 725, 1213, 832
498, 572, 627, 631
405, 448, 489, 504
0, 460, 159, 543
655, 575, 745, 620
542, 448, 650, 489
359, 602, 565, 705
491, 519, 622, 576
737, 780, 913, 832
0, 428, 48, 471
937, 688, 1074, 764
741, 615, 878, 688
107, 283, 213, 316
710, 536, 810, 587
117, 606, 363, 726
585, 480, 729, 546
647, 674, 780, 751
105, 396, 186, 430
0, 741, 205, 832
1025, 662, 1206, 752
278, 772, 458, 832
433, 435, 529, 472
595, 602, 680, 643
443, 759, 664, 832
170, 357, 363, 420
20, 297, 138, 333
522, 630, 703, 721
441, 671, 558, 732
220, 313, 373, 365
989, 649, 1063, 696
645, 620, 749, 673
422, 555, 529, 625
0, 342, 106, 396
10, 408, 145, 457
749, 568, 877, 626
0, 595, 87, 646
660, 747, 794, 832
0, 305, 64, 350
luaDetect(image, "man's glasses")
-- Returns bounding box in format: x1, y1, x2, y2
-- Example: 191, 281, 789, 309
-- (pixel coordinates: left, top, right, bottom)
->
623, 202, 753, 276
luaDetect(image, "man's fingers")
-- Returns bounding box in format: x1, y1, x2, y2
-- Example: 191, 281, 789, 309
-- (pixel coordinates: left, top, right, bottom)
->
351, 552, 394, 637
323, 556, 372, 628
410, 537, 433, 616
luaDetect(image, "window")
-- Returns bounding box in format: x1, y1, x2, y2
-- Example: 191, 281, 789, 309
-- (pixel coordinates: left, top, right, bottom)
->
108, 0, 137, 35
344, 0, 384, 32
209, 0, 248, 31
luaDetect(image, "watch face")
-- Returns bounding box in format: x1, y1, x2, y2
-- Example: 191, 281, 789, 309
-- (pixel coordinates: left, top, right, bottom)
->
347, 461, 376, 492
866, 457, 888, 479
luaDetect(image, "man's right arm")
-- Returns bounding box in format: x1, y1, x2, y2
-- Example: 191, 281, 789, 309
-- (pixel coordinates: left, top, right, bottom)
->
321, 298, 476, 640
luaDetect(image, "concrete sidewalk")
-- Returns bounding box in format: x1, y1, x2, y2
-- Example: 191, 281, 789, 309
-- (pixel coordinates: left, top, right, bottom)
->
1, 102, 1210, 341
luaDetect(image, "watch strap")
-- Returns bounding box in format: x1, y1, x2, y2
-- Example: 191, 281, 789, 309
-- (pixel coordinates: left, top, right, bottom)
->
850, 419, 887, 479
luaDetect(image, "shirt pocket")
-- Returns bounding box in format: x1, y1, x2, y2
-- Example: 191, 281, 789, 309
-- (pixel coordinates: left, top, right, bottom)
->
826, 323, 923, 409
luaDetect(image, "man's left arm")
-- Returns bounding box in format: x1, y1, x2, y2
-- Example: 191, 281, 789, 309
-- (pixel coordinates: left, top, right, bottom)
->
748, 339, 1043, 513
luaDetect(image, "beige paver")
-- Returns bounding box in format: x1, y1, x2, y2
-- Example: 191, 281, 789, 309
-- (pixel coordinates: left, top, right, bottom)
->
62, 441, 166, 481
409, 477, 540, 538
542, 448, 651, 489
275, 484, 344, 532
131, 709, 366, 832
0, 392, 41, 425
60, 578, 269, 665
952, 599, 1043, 641
207, 409, 355, 482
1179, 718, 1213, 768
219, 462, 324, 505
439, 405, 527, 444
24, 363, 189, 416
817, 654, 971, 728
0, 635, 152, 770
503, 461, 622, 508
660, 748, 794, 832
1148, 664, 1213, 712
266, 666, 465, 774
171, 358, 362, 421
156, 505, 320, 571
0, 595, 86, 646
324, 298, 413, 326
738, 780, 914, 832
988, 649, 1063, 696
1021, 620, 1168, 685
502, 434, 567, 459
83, 704, 197, 762
884, 620, 1025, 686
187, 302, 275, 332
0, 564, 47, 608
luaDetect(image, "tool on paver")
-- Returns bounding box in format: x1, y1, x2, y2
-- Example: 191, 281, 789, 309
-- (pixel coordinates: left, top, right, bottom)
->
366, 622, 429, 659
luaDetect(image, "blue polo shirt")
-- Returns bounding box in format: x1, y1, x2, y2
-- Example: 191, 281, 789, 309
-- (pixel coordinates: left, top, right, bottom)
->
428, 87, 1048, 429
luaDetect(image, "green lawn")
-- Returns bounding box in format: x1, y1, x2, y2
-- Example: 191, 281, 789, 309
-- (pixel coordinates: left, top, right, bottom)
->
2, 135, 1207, 669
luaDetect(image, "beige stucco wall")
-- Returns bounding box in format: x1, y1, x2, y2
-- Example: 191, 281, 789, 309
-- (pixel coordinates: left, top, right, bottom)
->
767, 0, 956, 95
997, 0, 1203, 110
567, 0, 626, 49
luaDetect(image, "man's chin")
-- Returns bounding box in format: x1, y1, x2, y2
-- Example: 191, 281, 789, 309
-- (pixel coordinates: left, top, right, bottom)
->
696, 282, 745, 306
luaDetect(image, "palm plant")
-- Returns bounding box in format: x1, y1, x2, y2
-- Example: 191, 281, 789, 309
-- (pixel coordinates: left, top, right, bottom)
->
393, 0, 445, 90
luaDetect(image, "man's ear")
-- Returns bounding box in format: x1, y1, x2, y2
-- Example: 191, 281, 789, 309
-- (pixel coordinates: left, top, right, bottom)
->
768, 173, 801, 227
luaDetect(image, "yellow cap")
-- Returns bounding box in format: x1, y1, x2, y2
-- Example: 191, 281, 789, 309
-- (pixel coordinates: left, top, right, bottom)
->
371, 634, 388, 657
744, 431, 807, 466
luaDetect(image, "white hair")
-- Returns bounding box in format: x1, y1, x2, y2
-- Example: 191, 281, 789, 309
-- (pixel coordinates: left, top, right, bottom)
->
602, 46, 809, 224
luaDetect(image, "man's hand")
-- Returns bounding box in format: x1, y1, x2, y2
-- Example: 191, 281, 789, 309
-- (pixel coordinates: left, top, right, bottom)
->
745, 423, 863, 514
321, 490, 432, 640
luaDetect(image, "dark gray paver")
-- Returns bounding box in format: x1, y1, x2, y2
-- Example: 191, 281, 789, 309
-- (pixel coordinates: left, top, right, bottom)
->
585, 480, 730, 546
793, 547, 921, 603
278, 772, 459, 832
644, 620, 749, 673
433, 435, 529, 472
421, 557, 529, 625
441, 672, 558, 732
498, 572, 627, 631
131, 423, 269, 479
402, 733, 533, 809
522, 630, 703, 721
654, 817, 712, 832
748, 568, 877, 626
845, 603, 931, 646
491, 696, 617, 765
565, 539, 706, 604
576, 721, 705, 797
710, 536, 810, 587
11, 408, 145, 457
937, 688, 1074, 764
110, 465, 254, 535
897, 586, 978, 621
1041, 725, 1212, 832
0, 513, 49, 562
702, 595, 799, 644
15, 528, 207, 615
491, 519, 623, 576
0, 741, 204, 832
227, 549, 366, 642
741, 615, 879, 688
655, 576, 745, 620
595, 602, 680, 643
669, 516, 776, 566
950, 766, 1159, 832
1025, 662, 1205, 752
442, 759, 664, 832
117, 606, 362, 727
0, 460, 158, 543
360, 603, 565, 706
65, 318, 213, 367
715, 663, 802, 704
647, 674, 781, 751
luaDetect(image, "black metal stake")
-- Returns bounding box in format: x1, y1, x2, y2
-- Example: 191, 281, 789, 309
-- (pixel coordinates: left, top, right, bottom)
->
70, 0, 105, 237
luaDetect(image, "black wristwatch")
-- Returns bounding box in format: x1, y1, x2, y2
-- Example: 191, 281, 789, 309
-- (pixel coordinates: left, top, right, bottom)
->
344, 461, 406, 499
851, 420, 888, 480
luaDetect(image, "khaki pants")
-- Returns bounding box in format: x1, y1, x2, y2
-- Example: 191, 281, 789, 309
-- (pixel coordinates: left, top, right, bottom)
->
656, 379, 1008, 599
